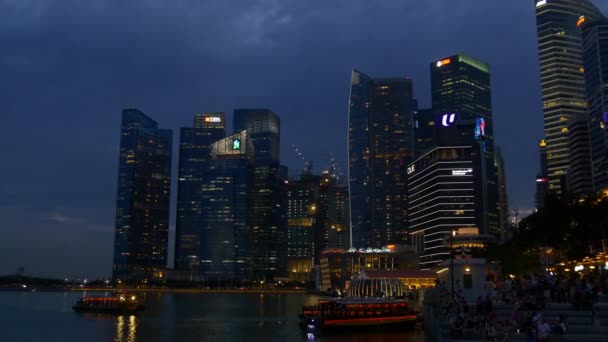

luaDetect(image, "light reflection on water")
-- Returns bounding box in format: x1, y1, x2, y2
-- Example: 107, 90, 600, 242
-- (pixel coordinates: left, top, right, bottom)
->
1, 291, 425, 342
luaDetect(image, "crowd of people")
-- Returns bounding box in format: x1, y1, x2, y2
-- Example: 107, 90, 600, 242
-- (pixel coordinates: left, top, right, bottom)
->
437, 269, 608, 340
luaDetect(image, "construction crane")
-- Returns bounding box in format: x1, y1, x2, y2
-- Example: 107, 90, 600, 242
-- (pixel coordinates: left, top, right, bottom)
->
328, 152, 345, 183
291, 144, 313, 174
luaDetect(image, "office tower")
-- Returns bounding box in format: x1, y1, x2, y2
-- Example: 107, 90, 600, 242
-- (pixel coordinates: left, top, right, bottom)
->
174, 113, 226, 274
414, 108, 437, 158
327, 180, 351, 250
535, 0, 604, 191
285, 171, 318, 281
199, 131, 254, 281
495, 146, 510, 240
535, 139, 549, 209
408, 145, 486, 269
408, 120, 489, 269
582, 17, 608, 191
566, 114, 593, 194
348, 69, 415, 248
233, 109, 280, 165
431, 53, 499, 236
233, 109, 287, 281
112, 109, 172, 280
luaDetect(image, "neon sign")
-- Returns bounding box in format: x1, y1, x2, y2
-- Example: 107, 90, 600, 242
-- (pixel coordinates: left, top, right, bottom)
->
577, 16, 586, 27
204, 116, 222, 123
407, 165, 416, 175
452, 168, 473, 176
441, 113, 456, 127
232, 139, 241, 150
436, 58, 451, 67
475, 118, 486, 139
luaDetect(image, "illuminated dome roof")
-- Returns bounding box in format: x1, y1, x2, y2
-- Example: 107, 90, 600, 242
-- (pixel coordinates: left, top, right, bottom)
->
349, 278, 406, 298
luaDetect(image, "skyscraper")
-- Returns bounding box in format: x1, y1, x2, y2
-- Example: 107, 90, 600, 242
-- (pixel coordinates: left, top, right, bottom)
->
431, 53, 499, 236
233, 109, 287, 281
112, 109, 172, 280
495, 146, 510, 240
582, 17, 608, 191
534, 0, 604, 191
199, 131, 254, 281
535, 139, 549, 209
233, 109, 280, 165
408, 145, 486, 269
348, 69, 415, 248
567, 114, 594, 193
174, 113, 226, 274
285, 171, 317, 281
414, 108, 436, 158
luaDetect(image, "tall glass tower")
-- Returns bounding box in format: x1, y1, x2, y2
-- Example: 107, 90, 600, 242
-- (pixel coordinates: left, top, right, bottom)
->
431, 53, 500, 237
112, 109, 172, 280
174, 113, 226, 274
233, 109, 287, 281
582, 17, 608, 191
347, 69, 415, 248
534, 0, 604, 192
200, 131, 254, 281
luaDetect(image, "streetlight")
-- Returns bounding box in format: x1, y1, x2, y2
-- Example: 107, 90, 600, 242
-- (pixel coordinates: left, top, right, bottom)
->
450, 230, 456, 298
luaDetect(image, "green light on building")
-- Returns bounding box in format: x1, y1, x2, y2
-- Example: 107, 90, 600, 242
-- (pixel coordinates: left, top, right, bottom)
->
233, 139, 241, 150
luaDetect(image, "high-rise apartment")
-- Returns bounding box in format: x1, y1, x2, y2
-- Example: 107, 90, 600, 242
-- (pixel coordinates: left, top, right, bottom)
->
348, 69, 415, 248
535, 0, 604, 191
113, 109, 172, 280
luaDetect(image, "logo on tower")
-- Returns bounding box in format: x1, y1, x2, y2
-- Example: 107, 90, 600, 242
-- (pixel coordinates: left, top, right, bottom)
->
441, 113, 456, 127
232, 139, 241, 150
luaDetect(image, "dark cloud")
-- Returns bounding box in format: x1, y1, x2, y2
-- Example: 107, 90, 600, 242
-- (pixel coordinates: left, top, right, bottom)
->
2, 0, 606, 277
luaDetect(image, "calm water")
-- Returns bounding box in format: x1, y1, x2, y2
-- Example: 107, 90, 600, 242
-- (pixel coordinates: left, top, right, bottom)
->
0, 291, 426, 341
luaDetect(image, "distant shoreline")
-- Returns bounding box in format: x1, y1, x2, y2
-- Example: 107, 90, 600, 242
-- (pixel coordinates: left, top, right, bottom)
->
0, 287, 311, 294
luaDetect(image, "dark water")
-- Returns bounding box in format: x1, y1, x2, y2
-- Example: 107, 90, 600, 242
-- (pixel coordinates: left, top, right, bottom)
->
0, 291, 426, 341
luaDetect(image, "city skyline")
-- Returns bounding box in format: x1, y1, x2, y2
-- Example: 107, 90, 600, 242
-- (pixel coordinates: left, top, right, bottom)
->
4, 0, 608, 278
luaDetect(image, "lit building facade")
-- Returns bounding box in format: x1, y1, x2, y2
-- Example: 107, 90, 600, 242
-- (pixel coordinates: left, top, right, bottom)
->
348, 69, 415, 248
535, 0, 604, 192
174, 113, 226, 273
113, 109, 172, 280
431, 53, 499, 237
199, 131, 254, 281
285, 171, 318, 281
495, 147, 510, 240
567, 114, 594, 194
414, 108, 436, 158
233, 109, 287, 281
582, 17, 608, 191
536, 139, 549, 209
408, 142, 488, 269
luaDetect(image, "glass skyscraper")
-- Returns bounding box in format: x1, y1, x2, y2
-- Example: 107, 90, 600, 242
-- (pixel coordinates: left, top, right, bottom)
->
348, 69, 416, 248
233, 109, 287, 281
431, 53, 500, 236
414, 108, 436, 158
582, 17, 608, 191
174, 113, 226, 274
199, 131, 254, 281
535, 0, 604, 192
112, 109, 172, 280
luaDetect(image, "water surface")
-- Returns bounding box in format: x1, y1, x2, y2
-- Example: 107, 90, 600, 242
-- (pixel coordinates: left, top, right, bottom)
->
0, 291, 426, 341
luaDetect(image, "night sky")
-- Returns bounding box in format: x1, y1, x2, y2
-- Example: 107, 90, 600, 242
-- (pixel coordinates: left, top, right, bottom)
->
3, 1, 607, 278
